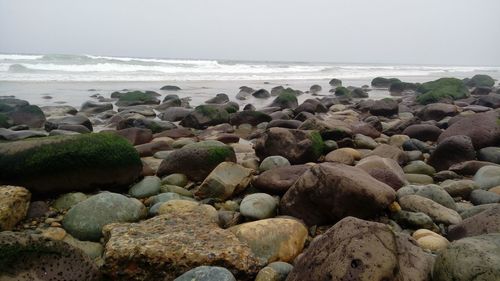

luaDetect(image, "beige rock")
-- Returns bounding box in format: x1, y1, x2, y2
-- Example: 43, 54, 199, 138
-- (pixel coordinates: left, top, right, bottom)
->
489, 186, 500, 195
41, 227, 67, 241
412, 229, 449, 252
324, 149, 355, 165
0, 185, 31, 230
195, 162, 254, 200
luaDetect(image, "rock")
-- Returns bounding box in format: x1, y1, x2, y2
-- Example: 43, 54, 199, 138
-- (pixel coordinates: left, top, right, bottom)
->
45, 115, 93, 132
229, 111, 272, 126
7, 104, 46, 128
41, 227, 67, 241
355, 155, 407, 190
206, 93, 229, 104
324, 149, 355, 165
334, 86, 350, 97
402, 124, 442, 142
80, 101, 112, 114
369, 98, 399, 116
448, 205, 500, 240
128, 176, 161, 198
478, 146, 500, 164
417, 103, 458, 121
117, 118, 176, 134
40, 105, 78, 117
259, 156, 290, 172
473, 165, 500, 190
405, 174, 435, 185
450, 160, 499, 175
102, 201, 261, 281
0, 231, 100, 280
0, 133, 142, 193
252, 165, 309, 195
470, 189, 500, 205
62, 192, 146, 241
229, 218, 307, 263
180, 105, 229, 129
309, 84, 322, 93
195, 162, 253, 200
157, 141, 236, 182
52, 192, 88, 210
135, 141, 170, 157
412, 229, 449, 252
433, 234, 500, 281
295, 99, 328, 114
255, 128, 323, 164
389, 81, 417, 95
174, 266, 236, 281
160, 85, 181, 91
416, 78, 469, 104
255, 262, 293, 281
115, 91, 160, 107
112, 127, 152, 145
441, 179, 477, 199
329, 78, 342, 87
353, 134, 378, 149
0, 128, 48, 141
438, 111, 500, 149
399, 194, 461, 225
26, 201, 49, 218
465, 74, 495, 88
286, 217, 433, 281
280, 163, 396, 226
415, 185, 457, 210
240, 193, 277, 220
371, 77, 401, 88
161, 173, 188, 187
428, 135, 476, 171
393, 210, 437, 231
268, 90, 298, 109
351, 88, 369, 98
0, 186, 30, 230
252, 89, 271, 99
367, 144, 408, 165
158, 107, 193, 122
403, 161, 436, 176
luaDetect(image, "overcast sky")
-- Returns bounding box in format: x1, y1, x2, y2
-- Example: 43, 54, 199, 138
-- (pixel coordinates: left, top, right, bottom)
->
1, 0, 499, 65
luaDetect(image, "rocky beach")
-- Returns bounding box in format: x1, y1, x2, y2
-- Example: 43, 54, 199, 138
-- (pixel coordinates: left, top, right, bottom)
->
0, 73, 500, 281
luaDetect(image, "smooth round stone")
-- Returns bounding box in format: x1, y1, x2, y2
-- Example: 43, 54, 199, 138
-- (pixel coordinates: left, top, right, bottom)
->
172, 138, 196, 148
415, 185, 457, 210
412, 229, 449, 252
406, 150, 424, 161
441, 180, 478, 199
174, 266, 236, 281
354, 134, 378, 149
128, 176, 161, 198
255, 262, 294, 281
389, 134, 410, 148
478, 147, 500, 164
323, 140, 338, 152
393, 210, 437, 231
63, 234, 103, 259
403, 161, 436, 176
473, 165, 500, 190
240, 193, 277, 220
259, 156, 291, 172
324, 149, 355, 165
161, 173, 188, 187
405, 174, 434, 185
52, 192, 88, 210
153, 150, 172, 159
470, 189, 500, 205
160, 185, 193, 197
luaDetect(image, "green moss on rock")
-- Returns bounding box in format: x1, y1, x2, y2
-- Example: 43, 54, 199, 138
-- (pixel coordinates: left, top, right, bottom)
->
334, 87, 351, 97
270, 90, 299, 109
309, 131, 324, 158
371, 77, 402, 88
416, 78, 469, 104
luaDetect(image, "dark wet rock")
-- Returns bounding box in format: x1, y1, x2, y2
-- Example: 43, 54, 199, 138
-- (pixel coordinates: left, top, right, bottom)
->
474, 93, 500, 108
158, 107, 193, 122
180, 105, 229, 129
243, 104, 256, 111
268, 90, 298, 109
270, 86, 285, 96
135, 141, 170, 157
433, 234, 500, 281
206, 93, 230, 104
402, 124, 442, 142
154, 127, 194, 139
478, 146, 500, 164
333, 86, 350, 97
160, 85, 181, 91
229, 111, 272, 126
286, 217, 433, 281
470, 189, 500, 205
25, 201, 49, 219
389, 81, 418, 95
112, 127, 152, 145
471, 86, 492, 95
7, 104, 46, 128
329, 78, 342, 87
57, 124, 91, 134
294, 99, 328, 114
369, 98, 399, 116
0, 231, 100, 280
80, 101, 112, 115
351, 87, 369, 98
280, 163, 396, 226
117, 105, 156, 117
428, 135, 476, 171
115, 91, 160, 107
371, 77, 402, 88
310, 84, 322, 93
252, 165, 309, 195
0, 133, 142, 193
438, 111, 500, 149
266, 119, 302, 129
117, 118, 176, 134
45, 115, 93, 132
449, 160, 500, 175
252, 89, 271, 99
157, 141, 236, 181
464, 74, 495, 88
298, 117, 352, 141
255, 128, 323, 164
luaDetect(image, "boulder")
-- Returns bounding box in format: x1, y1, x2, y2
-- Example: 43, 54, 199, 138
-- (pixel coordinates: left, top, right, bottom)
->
369, 98, 399, 116
112, 127, 152, 145
478, 146, 500, 164
45, 115, 93, 132
464, 74, 495, 88
259, 156, 290, 172
7, 104, 46, 128
433, 234, 500, 281
268, 90, 298, 109
160, 85, 181, 91
195, 162, 253, 200
448, 205, 500, 241
62, 192, 146, 241
206, 93, 229, 104
417, 103, 458, 121
428, 135, 476, 171
367, 144, 408, 166
229, 111, 272, 126
157, 141, 236, 182
280, 163, 396, 226
355, 155, 408, 190
180, 105, 229, 129
286, 217, 433, 281
416, 78, 469, 104
252, 165, 309, 195
0, 133, 142, 193
252, 89, 271, 99
158, 107, 193, 122
402, 124, 442, 142
255, 128, 324, 164
0, 186, 30, 230
473, 165, 500, 190
80, 101, 113, 114
115, 91, 160, 107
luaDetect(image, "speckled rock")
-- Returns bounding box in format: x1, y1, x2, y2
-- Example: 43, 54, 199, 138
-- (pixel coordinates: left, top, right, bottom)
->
0, 185, 30, 230
174, 266, 236, 281
286, 217, 434, 281
229, 218, 307, 264
0, 231, 100, 281
195, 162, 253, 200
102, 201, 262, 281
399, 194, 461, 225
433, 234, 500, 281
62, 192, 147, 241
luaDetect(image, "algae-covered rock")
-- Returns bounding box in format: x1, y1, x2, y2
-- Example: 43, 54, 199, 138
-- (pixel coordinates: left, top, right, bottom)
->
115, 90, 160, 107
0, 133, 142, 193
416, 78, 469, 104
180, 104, 229, 129
371, 77, 401, 88
268, 90, 299, 109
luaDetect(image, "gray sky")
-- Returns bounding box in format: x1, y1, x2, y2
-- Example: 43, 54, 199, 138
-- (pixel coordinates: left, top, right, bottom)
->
1, 0, 499, 65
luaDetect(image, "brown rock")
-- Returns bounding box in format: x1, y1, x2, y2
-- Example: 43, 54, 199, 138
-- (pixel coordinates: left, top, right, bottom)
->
153, 127, 194, 139
447, 205, 500, 241
252, 165, 310, 195
367, 144, 408, 165
355, 155, 408, 190
402, 124, 442, 142
428, 135, 476, 171
134, 141, 170, 157
0, 185, 31, 230
113, 127, 152, 145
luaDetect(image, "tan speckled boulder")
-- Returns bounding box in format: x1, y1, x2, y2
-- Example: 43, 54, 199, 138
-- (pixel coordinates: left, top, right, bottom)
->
0, 185, 30, 230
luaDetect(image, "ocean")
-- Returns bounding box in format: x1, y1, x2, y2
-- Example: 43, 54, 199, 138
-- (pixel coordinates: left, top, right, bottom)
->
0, 53, 499, 107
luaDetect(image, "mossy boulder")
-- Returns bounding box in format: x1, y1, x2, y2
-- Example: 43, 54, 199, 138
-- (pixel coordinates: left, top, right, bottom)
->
255, 128, 324, 164
464, 74, 495, 88
371, 77, 401, 88
157, 141, 237, 181
329, 78, 342, 87
180, 105, 229, 129
416, 78, 469, 104
0, 132, 142, 193
268, 89, 298, 109
229, 111, 272, 126
0, 231, 100, 280
389, 81, 418, 94
0, 113, 12, 128
334, 86, 351, 97
115, 91, 160, 107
